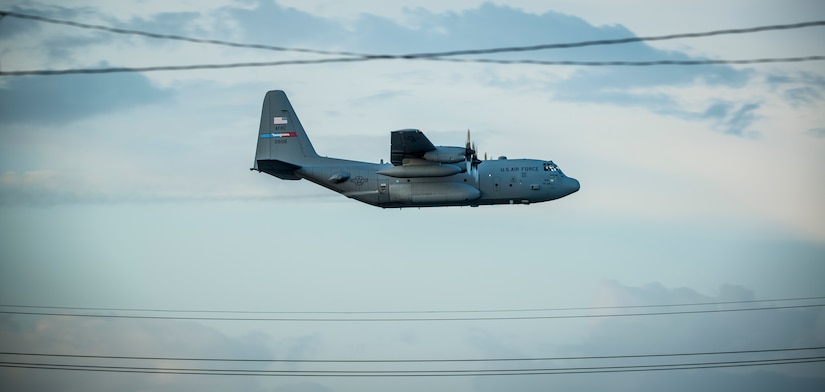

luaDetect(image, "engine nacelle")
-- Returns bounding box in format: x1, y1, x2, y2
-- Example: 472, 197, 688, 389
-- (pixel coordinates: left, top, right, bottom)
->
422, 146, 467, 164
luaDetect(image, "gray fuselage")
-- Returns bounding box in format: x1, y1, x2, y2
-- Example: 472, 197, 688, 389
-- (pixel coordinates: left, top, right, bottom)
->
295, 157, 580, 208
252, 90, 580, 208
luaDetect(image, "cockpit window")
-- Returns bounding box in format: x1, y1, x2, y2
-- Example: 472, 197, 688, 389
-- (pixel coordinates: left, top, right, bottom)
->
543, 161, 559, 172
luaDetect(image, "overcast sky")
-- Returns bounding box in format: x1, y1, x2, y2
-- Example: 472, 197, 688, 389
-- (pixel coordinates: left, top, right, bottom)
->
1, 1, 824, 391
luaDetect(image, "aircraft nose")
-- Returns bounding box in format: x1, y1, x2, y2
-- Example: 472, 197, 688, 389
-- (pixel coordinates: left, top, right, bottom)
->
566, 177, 580, 195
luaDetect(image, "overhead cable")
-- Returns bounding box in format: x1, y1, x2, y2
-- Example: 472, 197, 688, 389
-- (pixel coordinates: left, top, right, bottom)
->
1, 303, 822, 322
3, 295, 823, 315
433, 55, 825, 66
406, 20, 825, 58
2, 55, 824, 76
2, 10, 824, 58
0, 10, 369, 58
2, 346, 823, 363
1, 356, 823, 377
0, 10, 824, 75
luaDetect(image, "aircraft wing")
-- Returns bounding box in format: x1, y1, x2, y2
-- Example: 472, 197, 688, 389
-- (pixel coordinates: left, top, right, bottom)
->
390, 129, 436, 166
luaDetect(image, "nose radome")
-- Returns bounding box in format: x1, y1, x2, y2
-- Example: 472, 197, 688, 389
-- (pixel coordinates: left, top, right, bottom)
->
567, 177, 580, 194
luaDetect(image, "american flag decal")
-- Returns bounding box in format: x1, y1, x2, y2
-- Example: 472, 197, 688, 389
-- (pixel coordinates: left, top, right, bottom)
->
273, 116, 288, 125
260, 132, 297, 138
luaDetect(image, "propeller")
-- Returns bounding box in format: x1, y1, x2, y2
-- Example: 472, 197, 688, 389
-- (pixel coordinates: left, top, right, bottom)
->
465, 130, 482, 179
465, 129, 475, 157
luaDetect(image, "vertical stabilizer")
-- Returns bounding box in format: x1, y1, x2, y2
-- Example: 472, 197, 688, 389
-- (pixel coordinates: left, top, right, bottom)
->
253, 90, 319, 172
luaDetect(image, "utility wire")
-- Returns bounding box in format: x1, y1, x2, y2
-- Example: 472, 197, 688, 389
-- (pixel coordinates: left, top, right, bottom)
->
0, 10, 369, 58
0, 58, 367, 76
2, 346, 822, 364
405, 20, 825, 57
3, 295, 823, 315
0, 10, 823, 75
432, 56, 825, 66
2, 56, 824, 76
2, 10, 823, 58
2, 357, 823, 377
1, 303, 822, 322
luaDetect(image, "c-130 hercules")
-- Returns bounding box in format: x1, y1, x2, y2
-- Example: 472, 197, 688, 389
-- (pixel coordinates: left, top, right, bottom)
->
252, 90, 580, 208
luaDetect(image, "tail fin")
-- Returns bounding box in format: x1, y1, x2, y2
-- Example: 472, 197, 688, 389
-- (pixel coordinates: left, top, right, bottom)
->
253, 90, 319, 179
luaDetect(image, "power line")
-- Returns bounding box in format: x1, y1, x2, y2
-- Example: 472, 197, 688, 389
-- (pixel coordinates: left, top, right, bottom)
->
2, 346, 822, 364
433, 56, 825, 66
405, 20, 825, 58
0, 10, 823, 75
0, 58, 368, 76
3, 295, 823, 315
2, 10, 823, 58
0, 10, 370, 58
1, 55, 823, 76
4, 345, 824, 377
1, 303, 822, 322
2, 357, 823, 377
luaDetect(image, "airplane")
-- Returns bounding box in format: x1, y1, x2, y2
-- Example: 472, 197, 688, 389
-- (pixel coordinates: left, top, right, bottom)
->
251, 90, 580, 208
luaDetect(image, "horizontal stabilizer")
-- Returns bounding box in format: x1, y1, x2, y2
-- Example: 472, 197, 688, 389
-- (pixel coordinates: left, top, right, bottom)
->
256, 159, 301, 180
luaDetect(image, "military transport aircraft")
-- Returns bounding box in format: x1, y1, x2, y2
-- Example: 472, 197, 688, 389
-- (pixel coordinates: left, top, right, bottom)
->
252, 90, 580, 208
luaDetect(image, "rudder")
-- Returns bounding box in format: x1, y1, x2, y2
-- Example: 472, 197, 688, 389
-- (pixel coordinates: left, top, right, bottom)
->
253, 90, 319, 177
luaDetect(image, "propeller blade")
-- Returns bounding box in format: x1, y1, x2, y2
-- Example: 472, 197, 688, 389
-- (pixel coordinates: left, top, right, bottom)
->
465, 130, 482, 175
465, 129, 475, 156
